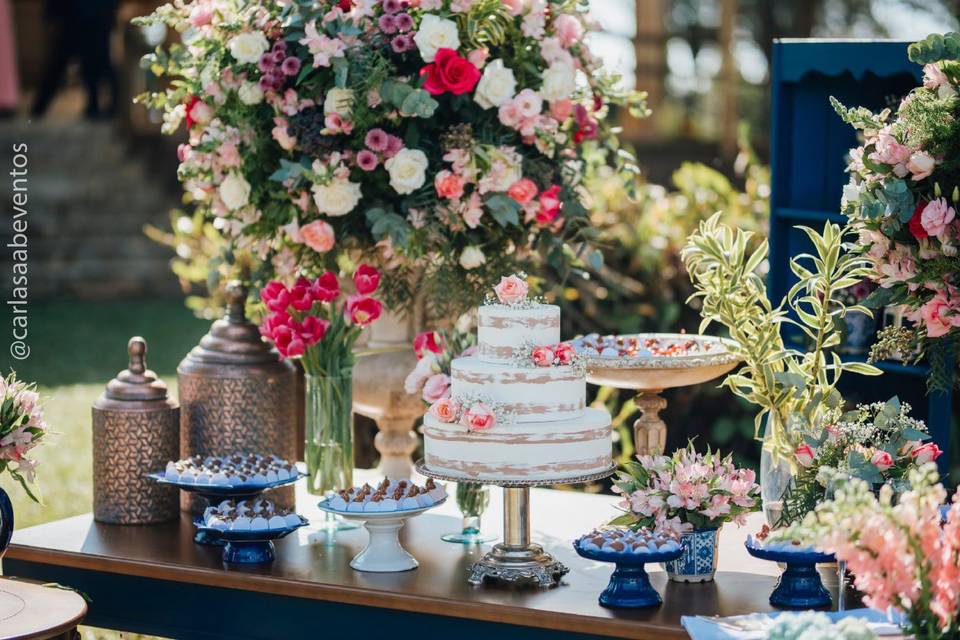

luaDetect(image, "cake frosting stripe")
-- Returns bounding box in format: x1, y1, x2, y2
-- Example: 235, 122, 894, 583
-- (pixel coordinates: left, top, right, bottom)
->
423, 424, 612, 444
477, 305, 561, 365
424, 455, 612, 479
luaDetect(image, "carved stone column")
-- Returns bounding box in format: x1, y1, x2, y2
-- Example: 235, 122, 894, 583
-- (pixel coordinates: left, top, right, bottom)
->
632, 390, 668, 456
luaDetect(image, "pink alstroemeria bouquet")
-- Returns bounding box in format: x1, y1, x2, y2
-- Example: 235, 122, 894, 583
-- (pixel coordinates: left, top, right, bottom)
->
781, 464, 960, 639
1, 372, 47, 502
611, 442, 760, 536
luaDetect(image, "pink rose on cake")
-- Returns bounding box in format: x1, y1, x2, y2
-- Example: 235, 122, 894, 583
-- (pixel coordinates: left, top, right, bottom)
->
462, 402, 495, 432
531, 345, 555, 367
422, 373, 451, 403
494, 274, 529, 304
552, 342, 576, 365
428, 397, 460, 423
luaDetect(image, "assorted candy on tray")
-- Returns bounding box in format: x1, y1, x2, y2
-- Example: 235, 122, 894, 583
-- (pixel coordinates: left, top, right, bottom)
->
572, 332, 717, 358
325, 478, 447, 513
201, 498, 305, 532
162, 453, 299, 487
576, 527, 682, 555
746, 524, 820, 554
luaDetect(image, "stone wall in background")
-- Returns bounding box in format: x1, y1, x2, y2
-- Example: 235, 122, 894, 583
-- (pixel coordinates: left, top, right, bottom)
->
1, 120, 183, 300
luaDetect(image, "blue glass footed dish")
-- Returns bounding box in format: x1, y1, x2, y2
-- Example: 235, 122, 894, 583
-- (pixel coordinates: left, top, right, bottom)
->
193, 516, 308, 564
573, 540, 683, 608
745, 537, 836, 609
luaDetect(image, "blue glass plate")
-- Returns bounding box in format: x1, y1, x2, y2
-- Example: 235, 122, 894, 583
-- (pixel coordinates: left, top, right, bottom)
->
146, 470, 305, 496
745, 538, 834, 609
573, 538, 683, 608
194, 516, 308, 564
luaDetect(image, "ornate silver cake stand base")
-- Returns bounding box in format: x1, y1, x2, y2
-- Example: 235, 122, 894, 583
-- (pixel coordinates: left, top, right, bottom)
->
416, 460, 615, 588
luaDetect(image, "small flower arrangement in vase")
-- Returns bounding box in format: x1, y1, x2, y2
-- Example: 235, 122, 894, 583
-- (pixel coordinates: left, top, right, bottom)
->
779, 464, 960, 639
0, 373, 47, 556
781, 397, 941, 523
258, 265, 383, 507
611, 442, 760, 582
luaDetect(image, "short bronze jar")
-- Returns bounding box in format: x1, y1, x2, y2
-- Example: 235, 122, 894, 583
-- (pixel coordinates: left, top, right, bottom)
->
177, 282, 297, 512
93, 337, 179, 524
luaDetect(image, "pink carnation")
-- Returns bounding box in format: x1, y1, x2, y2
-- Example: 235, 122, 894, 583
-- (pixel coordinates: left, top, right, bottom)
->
920, 198, 956, 238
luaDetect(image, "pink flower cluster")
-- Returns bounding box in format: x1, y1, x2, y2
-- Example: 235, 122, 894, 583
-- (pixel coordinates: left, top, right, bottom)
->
258, 40, 301, 92
613, 445, 759, 535
259, 265, 382, 358
0, 374, 46, 488
377, 2, 415, 53
356, 128, 404, 172
428, 397, 496, 432
530, 342, 576, 367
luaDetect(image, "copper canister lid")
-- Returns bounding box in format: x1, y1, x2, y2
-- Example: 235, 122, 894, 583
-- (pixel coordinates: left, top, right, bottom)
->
94, 337, 172, 409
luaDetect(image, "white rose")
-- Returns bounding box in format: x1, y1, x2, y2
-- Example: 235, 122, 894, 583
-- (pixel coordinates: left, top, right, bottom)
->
238, 82, 264, 106
385, 148, 429, 195
459, 246, 486, 270
228, 32, 270, 65
219, 173, 251, 211
323, 87, 354, 117
413, 15, 460, 62
312, 179, 363, 217
473, 59, 517, 109
540, 62, 577, 102
841, 182, 860, 204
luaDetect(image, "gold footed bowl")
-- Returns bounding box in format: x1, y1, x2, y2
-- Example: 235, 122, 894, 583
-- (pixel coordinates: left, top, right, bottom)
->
582, 333, 741, 456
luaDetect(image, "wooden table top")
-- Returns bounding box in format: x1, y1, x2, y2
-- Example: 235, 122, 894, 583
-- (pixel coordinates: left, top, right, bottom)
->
5, 476, 831, 640
0, 577, 87, 640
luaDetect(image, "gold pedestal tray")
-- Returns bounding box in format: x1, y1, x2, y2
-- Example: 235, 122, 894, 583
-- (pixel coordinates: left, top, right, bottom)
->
416, 460, 616, 588
584, 334, 740, 456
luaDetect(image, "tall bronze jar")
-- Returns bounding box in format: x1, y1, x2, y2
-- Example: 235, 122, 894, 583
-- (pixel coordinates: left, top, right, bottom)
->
93, 337, 179, 524
177, 282, 297, 512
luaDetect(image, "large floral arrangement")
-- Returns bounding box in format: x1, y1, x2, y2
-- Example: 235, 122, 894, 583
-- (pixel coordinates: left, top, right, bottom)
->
780, 397, 941, 524
834, 33, 960, 389
610, 443, 760, 535
0, 373, 47, 502
135, 0, 646, 318
781, 465, 960, 639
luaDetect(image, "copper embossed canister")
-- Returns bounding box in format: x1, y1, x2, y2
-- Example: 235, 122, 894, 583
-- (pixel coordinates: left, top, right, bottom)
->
177, 282, 297, 512
93, 337, 179, 524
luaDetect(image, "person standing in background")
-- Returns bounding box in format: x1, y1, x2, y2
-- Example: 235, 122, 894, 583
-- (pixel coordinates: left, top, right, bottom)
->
31, 0, 119, 119
0, 0, 19, 117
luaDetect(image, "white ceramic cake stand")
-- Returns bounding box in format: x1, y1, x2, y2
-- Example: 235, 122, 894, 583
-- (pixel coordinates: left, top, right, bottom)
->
416, 460, 616, 588
584, 333, 741, 455
317, 499, 446, 572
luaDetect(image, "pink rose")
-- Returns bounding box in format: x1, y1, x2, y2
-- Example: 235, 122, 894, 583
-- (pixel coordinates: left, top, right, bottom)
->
467, 48, 489, 68
911, 442, 943, 464
300, 220, 336, 253
870, 450, 894, 472
906, 151, 936, 181
919, 293, 960, 338
549, 98, 573, 121
869, 128, 911, 168
189, 6, 213, 26
552, 14, 583, 47
463, 402, 495, 432
434, 170, 465, 200
795, 443, 816, 467
507, 178, 538, 206
531, 345, 554, 367
422, 374, 451, 403
493, 274, 529, 304
920, 198, 956, 238
428, 397, 460, 423
553, 342, 575, 365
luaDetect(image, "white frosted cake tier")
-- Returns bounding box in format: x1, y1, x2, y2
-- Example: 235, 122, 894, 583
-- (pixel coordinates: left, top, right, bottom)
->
451, 356, 584, 423
477, 304, 561, 364
423, 407, 612, 482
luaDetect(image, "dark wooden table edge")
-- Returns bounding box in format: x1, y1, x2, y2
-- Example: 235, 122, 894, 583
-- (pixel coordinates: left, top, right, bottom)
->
5, 544, 687, 639
0, 577, 88, 640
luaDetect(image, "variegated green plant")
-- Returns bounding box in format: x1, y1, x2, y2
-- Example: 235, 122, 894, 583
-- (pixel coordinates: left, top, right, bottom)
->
681, 214, 882, 466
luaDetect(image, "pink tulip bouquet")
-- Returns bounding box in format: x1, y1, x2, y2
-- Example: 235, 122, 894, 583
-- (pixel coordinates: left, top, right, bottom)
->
780, 397, 941, 524
833, 33, 960, 388
780, 464, 960, 639
611, 443, 760, 536
134, 0, 646, 318
259, 264, 383, 375
0, 373, 47, 502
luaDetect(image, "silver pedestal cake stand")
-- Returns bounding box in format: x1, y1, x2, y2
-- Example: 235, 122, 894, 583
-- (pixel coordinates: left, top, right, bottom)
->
416, 459, 616, 588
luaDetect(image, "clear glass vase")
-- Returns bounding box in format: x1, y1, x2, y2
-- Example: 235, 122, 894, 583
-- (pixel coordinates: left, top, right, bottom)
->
441, 483, 495, 544
760, 414, 794, 528
304, 373, 358, 533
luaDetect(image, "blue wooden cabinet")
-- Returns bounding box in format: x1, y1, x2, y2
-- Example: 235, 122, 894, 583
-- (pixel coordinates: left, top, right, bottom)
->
768, 39, 953, 471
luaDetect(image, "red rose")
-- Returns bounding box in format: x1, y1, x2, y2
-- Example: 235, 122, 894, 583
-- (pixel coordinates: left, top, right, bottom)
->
420, 48, 481, 96
413, 330, 444, 359
346, 295, 382, 326
298, 316, 330, 345
536, 184, 562, 226
272, 324, 305, 358
311, 272, 340, 303
908, 200, 929, 239
553, 342, 576, 365
261, 281, 291, 312
353, 264, 381, 295
289, 277, 315, 311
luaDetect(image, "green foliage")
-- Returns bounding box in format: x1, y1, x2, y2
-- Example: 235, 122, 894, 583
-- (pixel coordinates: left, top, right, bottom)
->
908, 31, 960, 65
457, 0, 513, 49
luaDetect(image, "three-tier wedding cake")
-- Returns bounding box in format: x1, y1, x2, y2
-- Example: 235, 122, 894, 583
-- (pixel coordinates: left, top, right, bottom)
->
422, 275, 613, 482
